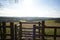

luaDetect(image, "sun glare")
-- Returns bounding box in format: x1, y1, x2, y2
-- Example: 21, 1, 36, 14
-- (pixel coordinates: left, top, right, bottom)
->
22, 0, 32, 4
20, 0, 46, 17
22, 0, 32, 8
0, 0, 59, 17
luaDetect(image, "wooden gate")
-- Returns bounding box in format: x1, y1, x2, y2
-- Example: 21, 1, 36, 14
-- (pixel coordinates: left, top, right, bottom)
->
0, 21, 60, 40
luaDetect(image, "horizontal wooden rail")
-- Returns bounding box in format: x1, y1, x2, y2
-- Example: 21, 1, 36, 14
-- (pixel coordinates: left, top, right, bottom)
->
22, 35, 60, 37
0, 39, 11, 40
37, 35, 60, 37
0, 26, 60, 28
22, 36, 33, 37
36, 26, 60, 29
18, 22, 41, 24
22, 34, 60, 37
22, 28, 33, 29
0, 34, 11, 36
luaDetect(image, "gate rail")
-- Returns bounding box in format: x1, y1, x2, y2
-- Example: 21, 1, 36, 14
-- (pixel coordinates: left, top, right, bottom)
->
33, 25, 60, 40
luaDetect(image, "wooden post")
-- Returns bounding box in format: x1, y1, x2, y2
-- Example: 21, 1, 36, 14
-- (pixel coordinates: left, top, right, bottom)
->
19, 22, 22, 40
15, 24, 17, 40
0, 22, 2, 40
42, 21, 45, 40
38, 22, 41, 40
54, 28, 57, 40
10, 22, 14, 40
2, 22, 6, 40
33, 25, 36, 40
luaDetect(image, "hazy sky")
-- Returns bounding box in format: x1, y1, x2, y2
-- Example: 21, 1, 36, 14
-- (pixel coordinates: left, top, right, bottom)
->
0, 0, 60, 17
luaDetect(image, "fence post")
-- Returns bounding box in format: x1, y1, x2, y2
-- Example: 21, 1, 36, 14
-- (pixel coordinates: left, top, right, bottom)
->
10, 22, 14, 40
0, 22, 2, 40
33, 25, 36, 40
15, 24, 17, 40
2, 22, 6, 40
42, 21, 45, 40
54, 28, 57, 40
19, 22, 22, 40
38, 22, 41, 40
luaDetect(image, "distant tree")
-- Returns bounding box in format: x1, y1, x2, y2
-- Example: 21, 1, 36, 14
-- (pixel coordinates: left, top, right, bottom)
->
55, 18, 60, 23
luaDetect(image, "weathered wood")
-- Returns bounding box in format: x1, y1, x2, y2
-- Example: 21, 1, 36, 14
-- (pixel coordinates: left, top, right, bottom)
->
41, 21, 45, 40
15, 24, 17, 40
33, 25, 36, 40
1, 26, 60, 28
2, 22, 6, 40
19, 22, 22, 40
54, 28, 57, 40
10, 22, 14, 40
0, 22, 1, 39
19, 22, 39, 24
38, 22, 41, 40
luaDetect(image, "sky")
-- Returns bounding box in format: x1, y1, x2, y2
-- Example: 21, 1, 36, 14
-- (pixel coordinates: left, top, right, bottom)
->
0, 0, 60, 18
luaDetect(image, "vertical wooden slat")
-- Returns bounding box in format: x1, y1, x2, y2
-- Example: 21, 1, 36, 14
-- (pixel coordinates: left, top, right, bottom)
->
19, 22, 22, 40
54, 28, 57, 40
14, 24, 16, 40
17, 24, 20, 40
38, 22, 41, 40
42, 21, 45, 40
15, 24, 17, 40
0, 22, 2, 40
33, 25, 36, 40
2, 22, 6, 40
1, 22, 3, 40
10, 22, 14, 40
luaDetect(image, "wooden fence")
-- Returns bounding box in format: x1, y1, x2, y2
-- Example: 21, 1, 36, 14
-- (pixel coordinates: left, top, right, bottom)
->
0, 21, 60, 40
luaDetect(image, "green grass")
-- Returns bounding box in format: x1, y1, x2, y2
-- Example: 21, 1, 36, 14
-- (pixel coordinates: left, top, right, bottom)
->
45, 28, 54, 35
6, 28, 10, 34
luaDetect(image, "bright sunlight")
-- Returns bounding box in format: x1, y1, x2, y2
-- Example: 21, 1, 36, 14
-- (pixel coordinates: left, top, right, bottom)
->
0, 0, 60, 18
